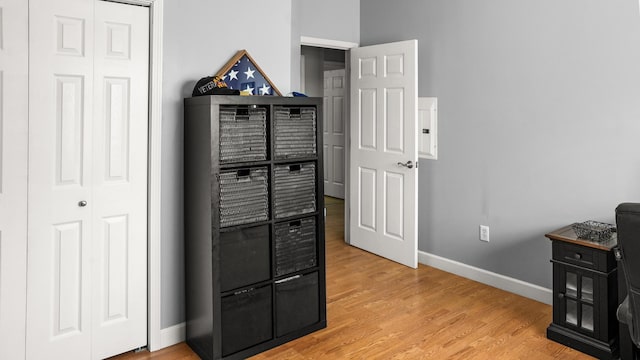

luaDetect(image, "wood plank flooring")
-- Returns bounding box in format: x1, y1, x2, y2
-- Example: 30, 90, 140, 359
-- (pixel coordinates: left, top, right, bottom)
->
112, 197, 593, 359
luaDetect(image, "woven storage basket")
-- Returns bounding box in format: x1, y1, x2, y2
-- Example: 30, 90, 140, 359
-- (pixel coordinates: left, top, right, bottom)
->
219, 167, 269, 227
219, 106, 267, 164
273, 107, 316, 160
275, 217, 317, 276
273, 163, 316, 219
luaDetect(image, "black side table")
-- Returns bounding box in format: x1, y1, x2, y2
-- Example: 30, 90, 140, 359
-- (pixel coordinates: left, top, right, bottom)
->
545, 225, 618, 359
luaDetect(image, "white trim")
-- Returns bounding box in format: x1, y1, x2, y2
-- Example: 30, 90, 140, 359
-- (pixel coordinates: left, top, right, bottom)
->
418, 251, 553, 305
109, 0, 154, 5
159, 322, 186, 349
343, 50, 351, 244
300, 54, 306, 93
300, 36, 358, 50
111, 0, 163, 352
146, 0, 164, 352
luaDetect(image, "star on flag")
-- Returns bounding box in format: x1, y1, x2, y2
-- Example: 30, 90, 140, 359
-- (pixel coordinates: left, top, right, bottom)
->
227, 69, 239, 81
259, 84, 271, 95
244, 67, 255, 79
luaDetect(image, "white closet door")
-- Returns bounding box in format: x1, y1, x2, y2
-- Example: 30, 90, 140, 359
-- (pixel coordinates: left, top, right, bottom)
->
92, 1, 148, 358
27, 0, 95, 358
0, 0, 29, 359
27, 0, 149, 359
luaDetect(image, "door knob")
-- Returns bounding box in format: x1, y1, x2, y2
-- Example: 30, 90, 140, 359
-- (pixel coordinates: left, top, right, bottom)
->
78, 200, 87, 207
397, 161, 414, 169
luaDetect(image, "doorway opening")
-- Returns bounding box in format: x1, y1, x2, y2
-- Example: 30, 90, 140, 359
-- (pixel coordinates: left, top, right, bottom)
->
300, 45, 350, 242
301, 46, 346, 200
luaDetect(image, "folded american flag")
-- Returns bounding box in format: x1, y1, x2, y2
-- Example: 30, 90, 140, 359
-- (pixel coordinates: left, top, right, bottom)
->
222, 54, 275, 95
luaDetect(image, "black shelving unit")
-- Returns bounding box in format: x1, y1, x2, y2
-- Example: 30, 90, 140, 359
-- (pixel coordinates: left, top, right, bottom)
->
184, 95, 326, 360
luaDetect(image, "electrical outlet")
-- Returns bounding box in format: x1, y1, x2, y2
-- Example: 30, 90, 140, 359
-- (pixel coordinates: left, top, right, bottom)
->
480, 225, 490, 242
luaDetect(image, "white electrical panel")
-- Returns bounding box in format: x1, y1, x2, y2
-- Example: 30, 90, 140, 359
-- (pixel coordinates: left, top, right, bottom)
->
418, 97, 438, 160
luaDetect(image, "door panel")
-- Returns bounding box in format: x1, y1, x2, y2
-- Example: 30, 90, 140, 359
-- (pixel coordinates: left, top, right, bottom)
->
323, 144, 329, 181
104, 78, 131, 181
56, 75, 86, 185
0, 0, 28, 358
359, 89, 377, 149
350, 40, 418, 268
332, 95, 344, 134
333, 146, 345, 186
384, 171, 404, 240
102, 215, 129, 322
53, 221, 83, 336
358, 167, 376, 231
385, 88, 404, 153
323, 69, 345, 199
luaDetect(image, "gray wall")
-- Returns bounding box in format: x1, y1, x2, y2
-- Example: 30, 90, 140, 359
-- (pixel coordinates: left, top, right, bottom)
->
361, 0, 640, 289
291, 0, 359, 93
162, 0, 292, 328
297, 0, 360, 44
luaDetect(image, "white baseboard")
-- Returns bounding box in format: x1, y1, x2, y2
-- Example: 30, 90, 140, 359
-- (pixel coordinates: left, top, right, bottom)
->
158, 322, 186, 349
418, 251, 552, 305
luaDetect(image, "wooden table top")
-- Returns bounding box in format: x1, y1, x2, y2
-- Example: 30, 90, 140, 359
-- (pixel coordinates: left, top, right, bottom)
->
545, 224, 617, 251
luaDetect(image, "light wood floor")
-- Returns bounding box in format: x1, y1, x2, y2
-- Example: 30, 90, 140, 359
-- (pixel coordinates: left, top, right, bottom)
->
113, 197, 593, 360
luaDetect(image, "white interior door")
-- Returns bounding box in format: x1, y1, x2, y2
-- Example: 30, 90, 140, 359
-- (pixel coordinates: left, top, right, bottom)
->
27, 0, 149, 359
323, 69, 346, 199
0, 0, 29, 359
27, 0, 95, 357
349, 40, 418, 268
92, 2, 148, 358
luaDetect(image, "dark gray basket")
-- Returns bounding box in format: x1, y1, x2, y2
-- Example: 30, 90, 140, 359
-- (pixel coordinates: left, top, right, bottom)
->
571, 220, 616, 242
275, 217, 317, 276
220, 106, 267, 164
273, 107, 317, 160
219, 167, 269, 227
221, 285, 272, 356
275, 272, 319, 337
273, 163, 316, 219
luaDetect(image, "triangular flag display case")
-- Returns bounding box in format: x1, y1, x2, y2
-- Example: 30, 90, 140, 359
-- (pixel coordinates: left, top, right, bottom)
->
215, 50, 283, 96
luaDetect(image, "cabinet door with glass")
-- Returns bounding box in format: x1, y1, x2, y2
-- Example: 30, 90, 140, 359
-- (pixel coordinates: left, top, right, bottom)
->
553, 264, 601, 337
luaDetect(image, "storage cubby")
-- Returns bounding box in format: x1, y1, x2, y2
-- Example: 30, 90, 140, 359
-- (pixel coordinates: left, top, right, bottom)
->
275, 218, 317, 277
275, 272, 320, 337
221, 285, 273, 356
219, 106, 268, 164
220, 225, 270, 292
273, 162, 316, 219
273, 106, 317, 159
184, 96, 326, 360
219, 167, 269, 227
